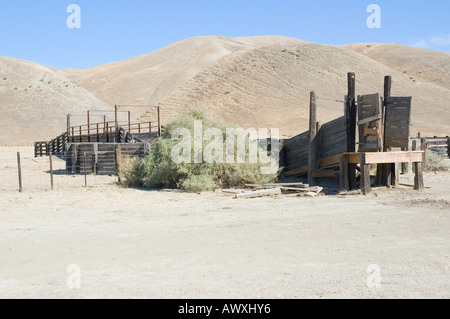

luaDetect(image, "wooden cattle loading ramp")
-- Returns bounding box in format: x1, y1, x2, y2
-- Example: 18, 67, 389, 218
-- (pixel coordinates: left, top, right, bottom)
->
35, 105, 161, 176
281, 73, 427, 195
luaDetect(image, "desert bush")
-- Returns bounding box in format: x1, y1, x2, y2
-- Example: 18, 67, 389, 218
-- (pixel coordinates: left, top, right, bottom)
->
426, 150, 448, 172
118, 155, 144, 187
125, 110, 279, 192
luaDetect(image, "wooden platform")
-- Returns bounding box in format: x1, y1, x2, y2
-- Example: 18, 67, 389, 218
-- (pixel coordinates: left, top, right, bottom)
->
339, 151, 425, 195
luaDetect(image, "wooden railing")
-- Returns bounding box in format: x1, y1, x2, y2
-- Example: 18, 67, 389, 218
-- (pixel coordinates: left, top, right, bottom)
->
67, 120, 160, 143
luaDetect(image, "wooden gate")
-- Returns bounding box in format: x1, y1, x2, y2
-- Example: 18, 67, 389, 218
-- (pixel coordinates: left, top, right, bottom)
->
384, 97, 412, 149
357, 93, 382, 152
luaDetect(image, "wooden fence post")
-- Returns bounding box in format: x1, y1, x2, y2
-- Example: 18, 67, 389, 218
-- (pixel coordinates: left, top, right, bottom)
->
346, 72, 357, 190
308, 91, 318, 186
83, 152, 88, 188
414, 161, 424, 190
17, 152, 22, 192
157, 105, 161, 137
116, 144, 122, 182
49, 152, 54, 190
421, 138, 427, 171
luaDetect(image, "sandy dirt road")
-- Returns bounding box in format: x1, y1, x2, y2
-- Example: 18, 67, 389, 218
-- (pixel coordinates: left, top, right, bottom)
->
0, 148, 449, 299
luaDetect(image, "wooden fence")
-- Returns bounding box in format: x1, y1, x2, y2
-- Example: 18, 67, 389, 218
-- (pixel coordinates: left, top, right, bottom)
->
66, 142, 150, 175
411, 136, 450, 158
281, 73, 426, 195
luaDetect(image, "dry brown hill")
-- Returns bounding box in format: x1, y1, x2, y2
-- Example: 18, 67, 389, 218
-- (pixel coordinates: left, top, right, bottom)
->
344, 43, 450, 90
0, 57, 111, 144
3, 37, 448, 144
66, 36, 450, 138
65, 36, 307, 108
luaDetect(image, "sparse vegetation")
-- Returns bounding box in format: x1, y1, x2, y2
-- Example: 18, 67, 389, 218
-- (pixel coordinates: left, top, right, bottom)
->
119, 110, 279, 192
118, 156, 144, 188
426, 150, 448, 172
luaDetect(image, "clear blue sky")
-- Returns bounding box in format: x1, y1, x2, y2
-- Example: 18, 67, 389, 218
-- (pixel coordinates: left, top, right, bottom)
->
0, 0, 449, 69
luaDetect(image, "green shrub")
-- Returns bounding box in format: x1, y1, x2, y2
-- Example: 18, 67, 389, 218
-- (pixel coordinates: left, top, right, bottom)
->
118, 155, 144, 187
122, 110, 279, 192
426, 150, 448, 172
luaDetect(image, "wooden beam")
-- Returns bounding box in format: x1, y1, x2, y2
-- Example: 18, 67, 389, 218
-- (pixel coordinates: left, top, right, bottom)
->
346, 153, 361, 164
319, 154, 341, 168
285, 165, 308, 177
360, 153, 371, 195
312, 168, 336, 179
308, 91, 318, 186
364, 151, 423, 164
357, 114, 381, 126
235, 188, 281, 199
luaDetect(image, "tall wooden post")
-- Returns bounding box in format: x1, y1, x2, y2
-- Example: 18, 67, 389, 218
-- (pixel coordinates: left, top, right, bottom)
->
116, 144, 122, 181
157, 105, 161, 137
67, 114, 71, 141
381, 76, 392, 186
17, 152, 22, 193
308, 91, 318, 186
115, 105, 119, 143
128, 111, 131, 132
346, 72, 357, 190
87, 111, 90, 142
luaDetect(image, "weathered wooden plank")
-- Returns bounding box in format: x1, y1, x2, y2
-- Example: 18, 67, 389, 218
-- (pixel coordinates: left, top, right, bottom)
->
319, 154, 341, 168
235, 188, 282, 199
312, 168, 336, 179
285, 165, 309, 177
364, 151, 423, 164
358, 114, 381, 126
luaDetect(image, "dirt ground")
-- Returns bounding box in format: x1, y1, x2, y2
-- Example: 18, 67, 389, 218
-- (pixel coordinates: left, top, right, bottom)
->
0, 147, 449, 299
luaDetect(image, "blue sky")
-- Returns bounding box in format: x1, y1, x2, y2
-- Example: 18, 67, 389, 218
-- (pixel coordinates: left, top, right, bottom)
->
0, 0, 449, 69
